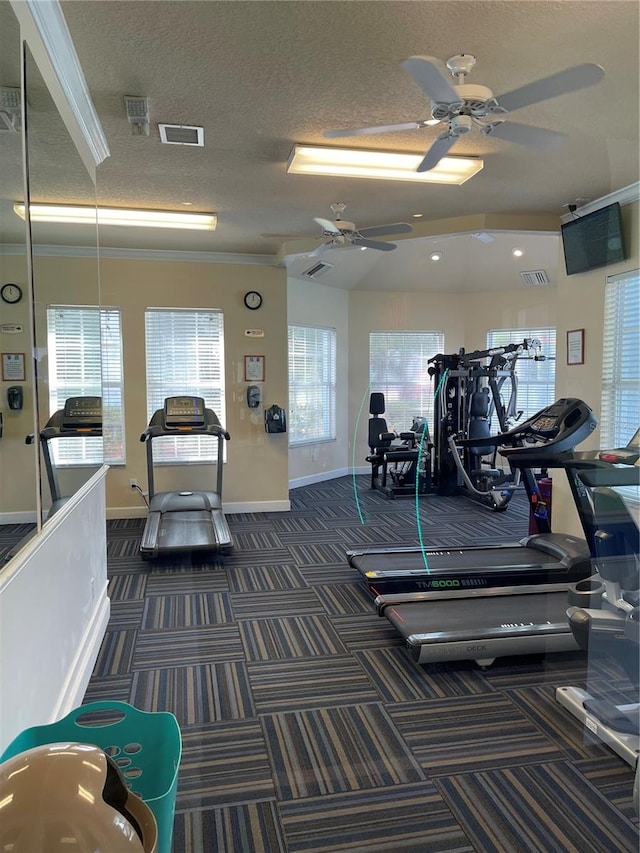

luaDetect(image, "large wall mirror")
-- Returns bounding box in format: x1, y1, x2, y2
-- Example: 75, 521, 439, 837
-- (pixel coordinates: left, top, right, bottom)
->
0, 2, 36, 562
0, 1, 103, 565
25, 44, 103, 521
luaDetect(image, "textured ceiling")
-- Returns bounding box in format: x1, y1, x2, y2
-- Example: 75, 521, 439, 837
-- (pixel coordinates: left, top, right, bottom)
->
3, 1, 639, 290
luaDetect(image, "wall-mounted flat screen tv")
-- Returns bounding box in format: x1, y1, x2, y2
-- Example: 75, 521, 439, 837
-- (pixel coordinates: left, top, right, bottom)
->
561, 201, 625, 276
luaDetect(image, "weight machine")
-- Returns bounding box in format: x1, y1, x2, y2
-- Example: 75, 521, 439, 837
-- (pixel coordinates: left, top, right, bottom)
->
429, 338, 545, 511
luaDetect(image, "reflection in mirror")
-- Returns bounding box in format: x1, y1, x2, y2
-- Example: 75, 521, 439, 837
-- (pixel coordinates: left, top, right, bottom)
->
0, 2, 37, 562
24, 45, 103, 522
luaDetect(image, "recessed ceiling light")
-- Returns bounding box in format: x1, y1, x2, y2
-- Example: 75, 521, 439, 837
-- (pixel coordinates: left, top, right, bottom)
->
430, 251, 443, 261
512, 248, 525, 257
412, 213, 424, 218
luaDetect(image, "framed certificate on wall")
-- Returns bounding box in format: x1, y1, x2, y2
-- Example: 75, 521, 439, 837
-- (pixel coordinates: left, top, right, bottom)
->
567, 329, 584, 365
244, 355, 265, 382
2, 352, 25, 381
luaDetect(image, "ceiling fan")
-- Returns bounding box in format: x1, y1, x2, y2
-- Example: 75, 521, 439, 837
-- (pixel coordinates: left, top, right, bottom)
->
262, 203, 412, 254
325, 54, 605, 172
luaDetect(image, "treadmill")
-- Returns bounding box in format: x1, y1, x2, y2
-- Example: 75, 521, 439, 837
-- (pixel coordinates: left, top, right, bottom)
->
4, 396, 103, 562
139, 396, 232, 559
376, 426, 639, 668
348, 398, 597, 596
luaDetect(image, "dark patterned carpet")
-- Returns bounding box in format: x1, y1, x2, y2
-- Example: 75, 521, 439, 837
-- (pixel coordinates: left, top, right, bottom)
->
13, 477, 640, 852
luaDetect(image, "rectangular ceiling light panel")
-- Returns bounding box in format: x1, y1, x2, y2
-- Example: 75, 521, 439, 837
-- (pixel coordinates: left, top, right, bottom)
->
287, 145, 483, 185
14, 203, 216, 230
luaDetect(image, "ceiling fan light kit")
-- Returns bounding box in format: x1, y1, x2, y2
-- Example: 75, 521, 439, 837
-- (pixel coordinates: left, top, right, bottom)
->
287, 144, 483, 185
324, 53, 605, 173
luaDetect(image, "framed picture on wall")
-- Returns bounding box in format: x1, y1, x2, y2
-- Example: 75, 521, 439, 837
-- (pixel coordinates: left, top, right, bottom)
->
244, 355, 265, 382
2, 352, 25, 381
566, 329, 585, 365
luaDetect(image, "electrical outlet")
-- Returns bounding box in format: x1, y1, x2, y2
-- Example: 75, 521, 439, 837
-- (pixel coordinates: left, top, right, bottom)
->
129, 478, 138, 489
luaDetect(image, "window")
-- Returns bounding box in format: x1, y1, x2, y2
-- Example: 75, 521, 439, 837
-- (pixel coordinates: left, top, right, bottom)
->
47, 306, 124, 466
145, 308, 226, 462
288, 324, 336, 445
369, 330, 444, 433
486, 327, 556, 424
601, 269, 640, 448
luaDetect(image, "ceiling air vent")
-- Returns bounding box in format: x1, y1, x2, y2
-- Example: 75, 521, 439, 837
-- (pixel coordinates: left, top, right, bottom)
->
158, 124, 204, 146
303, 260, 333, 279
520, 269, 551, 286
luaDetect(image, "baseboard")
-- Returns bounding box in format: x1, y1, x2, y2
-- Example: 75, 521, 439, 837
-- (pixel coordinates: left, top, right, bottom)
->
54, 587, 110, 720
289, 467, 368, 490
107, 499, 291, 519
0, 510, 38, 524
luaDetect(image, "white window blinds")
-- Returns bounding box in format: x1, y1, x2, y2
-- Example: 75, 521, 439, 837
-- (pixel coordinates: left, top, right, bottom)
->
46, 306, 124, 465
369, 331, 445, 435
486, 327, 556, 423
601, 269, 640, 448
145, 308, 226, 462
288, 324, 336, 445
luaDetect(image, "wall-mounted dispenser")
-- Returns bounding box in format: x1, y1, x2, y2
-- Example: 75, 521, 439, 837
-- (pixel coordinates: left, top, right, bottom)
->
7, 385, 23, 410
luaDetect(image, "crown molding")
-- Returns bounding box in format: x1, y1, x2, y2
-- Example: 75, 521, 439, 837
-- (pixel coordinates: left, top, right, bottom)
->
0, 243, 275, 265
10, 0, 109, 175
560, 181, 640, 223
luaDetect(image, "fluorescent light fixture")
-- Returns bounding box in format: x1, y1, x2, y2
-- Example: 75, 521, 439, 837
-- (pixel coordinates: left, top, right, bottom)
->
287, 144, 483, 185
14, 203, 216, 231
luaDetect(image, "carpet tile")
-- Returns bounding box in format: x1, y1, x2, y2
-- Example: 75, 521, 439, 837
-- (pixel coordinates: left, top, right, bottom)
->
108, 572, 148, 601
230, 588, 323, 620
84, 475, 637, 853
261, 703, 425, 800
437, 760, 639, 853
172, 801, 286, 853
225, 563, 308, 593
279, 782, 474, 853
356, 647, 496, 702
142, 592, 233, 628
247, 656, 379, 713
239, 614, 347, 661
388, 694, 564, 775
130, 662, 255, 725
132, 625, 244, 669
176, 720, 275, 811
144, 570, 229, 596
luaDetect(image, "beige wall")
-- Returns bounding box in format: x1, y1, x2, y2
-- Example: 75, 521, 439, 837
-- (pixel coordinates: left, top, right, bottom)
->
287, 278, 349, 483
0, 253, 37, 518
29, 254, 288, 515
553, 200, 639, 537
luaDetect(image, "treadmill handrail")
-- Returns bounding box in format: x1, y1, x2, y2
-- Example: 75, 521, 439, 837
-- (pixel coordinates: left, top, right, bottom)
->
141, 423, 230, 441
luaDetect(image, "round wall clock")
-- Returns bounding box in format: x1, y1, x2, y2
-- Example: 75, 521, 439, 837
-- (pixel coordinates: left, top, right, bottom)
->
243, 290, 263, 310
1, 283, 23, 304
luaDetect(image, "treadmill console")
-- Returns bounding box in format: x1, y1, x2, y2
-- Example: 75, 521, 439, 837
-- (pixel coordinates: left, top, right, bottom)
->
61, 396, 102, 431
164, 396, 206, 429
501, 398, 598, 457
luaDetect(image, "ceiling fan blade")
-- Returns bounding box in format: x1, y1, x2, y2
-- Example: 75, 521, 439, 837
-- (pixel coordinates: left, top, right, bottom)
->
483, 120, 566, 150
401, 55, 460, 104
314, 217, 342, 235
324, 121, 424, 139
417, 133, 458, 172
351, 237, 397, 251
493, 63, 605, 113
358, 222, 413, 238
